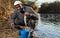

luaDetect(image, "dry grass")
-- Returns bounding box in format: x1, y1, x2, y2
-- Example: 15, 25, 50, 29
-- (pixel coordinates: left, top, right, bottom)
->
0, 20, 20, 38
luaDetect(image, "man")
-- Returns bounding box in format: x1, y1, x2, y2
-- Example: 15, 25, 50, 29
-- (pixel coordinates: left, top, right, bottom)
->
11, 1, 38, 31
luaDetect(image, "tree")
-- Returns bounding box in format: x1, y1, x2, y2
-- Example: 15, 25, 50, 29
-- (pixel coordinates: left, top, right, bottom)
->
39, 1, 60, 22
39, 1, 60, 14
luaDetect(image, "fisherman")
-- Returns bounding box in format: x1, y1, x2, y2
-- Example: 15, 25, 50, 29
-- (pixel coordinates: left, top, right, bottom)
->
11, 1, 38, 31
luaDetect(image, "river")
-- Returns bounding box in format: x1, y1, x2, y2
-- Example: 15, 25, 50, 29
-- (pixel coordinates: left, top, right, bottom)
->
34, 14, 60, 38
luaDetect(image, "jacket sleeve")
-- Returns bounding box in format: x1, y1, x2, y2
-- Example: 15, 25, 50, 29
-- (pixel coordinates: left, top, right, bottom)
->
11, 11, 17, 23
24, 6, 34, 14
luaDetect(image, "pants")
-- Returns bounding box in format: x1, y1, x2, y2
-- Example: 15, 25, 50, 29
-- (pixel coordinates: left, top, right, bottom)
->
14, 19, 35, 29
27, 19, 35, 29
14, 20, 25, 26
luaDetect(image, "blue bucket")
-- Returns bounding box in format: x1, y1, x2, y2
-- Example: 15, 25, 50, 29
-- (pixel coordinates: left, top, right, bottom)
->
20, 29, 30, 38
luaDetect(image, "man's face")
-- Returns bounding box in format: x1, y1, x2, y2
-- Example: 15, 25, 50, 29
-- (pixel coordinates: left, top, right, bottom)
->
15, 4, 21, 10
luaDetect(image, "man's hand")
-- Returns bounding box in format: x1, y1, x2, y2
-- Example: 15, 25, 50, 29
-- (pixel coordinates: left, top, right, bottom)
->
25, 26, 30, 29
24, 12, 35, 16
24, 12, 30, 16
11, 23, 15, 29
24, 26, 34, 31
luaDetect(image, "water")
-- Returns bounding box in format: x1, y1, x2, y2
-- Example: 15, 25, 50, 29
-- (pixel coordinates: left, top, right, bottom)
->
34, 14, 60, 38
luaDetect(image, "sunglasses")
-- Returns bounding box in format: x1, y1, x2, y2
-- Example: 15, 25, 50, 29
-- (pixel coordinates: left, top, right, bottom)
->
15, 4, 21, 8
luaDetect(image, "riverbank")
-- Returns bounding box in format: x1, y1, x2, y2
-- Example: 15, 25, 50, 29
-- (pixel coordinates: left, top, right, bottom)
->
0, 20, 19, 38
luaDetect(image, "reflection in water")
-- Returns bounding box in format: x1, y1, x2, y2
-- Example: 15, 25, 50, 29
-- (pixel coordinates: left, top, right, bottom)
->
34, 14, 60, 38
41, 14, 60, 26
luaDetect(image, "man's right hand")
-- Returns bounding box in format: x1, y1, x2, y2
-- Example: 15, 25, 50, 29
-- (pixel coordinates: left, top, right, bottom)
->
11, 23, 15, 29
